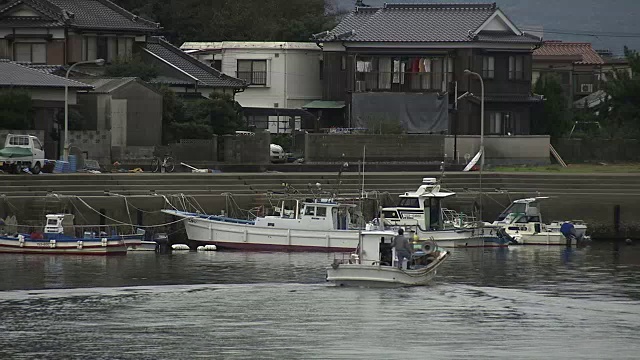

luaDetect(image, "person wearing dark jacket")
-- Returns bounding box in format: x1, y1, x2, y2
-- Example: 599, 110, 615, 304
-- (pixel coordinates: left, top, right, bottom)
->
392, 228, 412, 269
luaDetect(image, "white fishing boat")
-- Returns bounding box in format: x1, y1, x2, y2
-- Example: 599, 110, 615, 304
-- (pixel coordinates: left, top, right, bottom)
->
0, 214, 134, 255
490, 197, 589, 245
123, 229, 159, 252
326, 230, 450, 287
163, 200, 361, 252
375, 178, 510, 248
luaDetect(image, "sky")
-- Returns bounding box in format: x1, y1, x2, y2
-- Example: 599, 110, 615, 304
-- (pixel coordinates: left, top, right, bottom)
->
335, 0, 640, 55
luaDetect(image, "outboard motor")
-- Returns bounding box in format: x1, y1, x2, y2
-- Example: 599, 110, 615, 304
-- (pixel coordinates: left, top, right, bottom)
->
497, 227, 518, 245
560, 222, 582, 246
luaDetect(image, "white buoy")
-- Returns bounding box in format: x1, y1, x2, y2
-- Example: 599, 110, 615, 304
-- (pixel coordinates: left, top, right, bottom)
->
197, 245, 217, 251
171, 244, 190, 251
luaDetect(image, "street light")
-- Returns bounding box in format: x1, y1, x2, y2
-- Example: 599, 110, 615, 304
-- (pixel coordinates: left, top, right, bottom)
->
63, 58, 105, 161
464, 69, 484, 220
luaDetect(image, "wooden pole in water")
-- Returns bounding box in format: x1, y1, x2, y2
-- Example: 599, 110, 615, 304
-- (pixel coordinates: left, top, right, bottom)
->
614, 205, 621, 239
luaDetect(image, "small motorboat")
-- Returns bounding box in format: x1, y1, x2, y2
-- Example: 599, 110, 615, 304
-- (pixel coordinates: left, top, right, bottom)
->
0, 214, 135, 255
326, 230, 450, 288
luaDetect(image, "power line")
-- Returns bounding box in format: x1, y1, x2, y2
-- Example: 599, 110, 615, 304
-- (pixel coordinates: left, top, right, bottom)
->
522, 28, 640, 39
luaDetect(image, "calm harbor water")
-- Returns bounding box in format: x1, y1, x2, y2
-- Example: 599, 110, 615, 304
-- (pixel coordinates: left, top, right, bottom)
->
1, 243, 640, 359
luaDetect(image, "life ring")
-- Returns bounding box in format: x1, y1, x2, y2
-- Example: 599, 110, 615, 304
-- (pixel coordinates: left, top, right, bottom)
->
421, 241, 437, 255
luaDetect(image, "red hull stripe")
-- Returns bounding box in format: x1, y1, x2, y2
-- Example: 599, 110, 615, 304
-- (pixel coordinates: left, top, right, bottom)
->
194, 241, 355, 253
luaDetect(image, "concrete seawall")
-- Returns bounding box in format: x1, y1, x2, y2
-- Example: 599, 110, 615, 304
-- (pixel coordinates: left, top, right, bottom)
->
1, 172, 640, 239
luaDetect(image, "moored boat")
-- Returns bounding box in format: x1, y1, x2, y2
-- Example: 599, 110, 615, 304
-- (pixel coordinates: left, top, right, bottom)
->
326, 230, 450, 287
0, 214, 135, 255
490, 197, 589, 245
163, 199, 361, 252
375, 178, 510, 248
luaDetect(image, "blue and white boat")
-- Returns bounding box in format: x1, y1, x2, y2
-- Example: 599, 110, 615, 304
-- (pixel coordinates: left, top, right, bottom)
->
0, 214, 138, 255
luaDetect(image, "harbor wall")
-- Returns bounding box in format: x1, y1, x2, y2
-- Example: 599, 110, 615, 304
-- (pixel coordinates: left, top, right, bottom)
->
2, 172, 640, 240
304, 134, 446, 162
445, 135, 551, 165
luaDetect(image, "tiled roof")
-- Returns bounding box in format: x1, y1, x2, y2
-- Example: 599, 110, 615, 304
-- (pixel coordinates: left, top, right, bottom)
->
144, 37, 246, 89
534, 42, 605, 65
22, 64, 64, 74
318, 3, 539, 44
0, 0, 160, 32
74, 77, 140, 93
0, 60, 92, 89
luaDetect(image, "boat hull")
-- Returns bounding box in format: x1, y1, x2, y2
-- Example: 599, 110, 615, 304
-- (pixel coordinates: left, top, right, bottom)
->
178, 213, 360, 252
327, 252, 449, 287
415, 228, 509, 248
513, 232, 577, 246
0, 236, 128, 255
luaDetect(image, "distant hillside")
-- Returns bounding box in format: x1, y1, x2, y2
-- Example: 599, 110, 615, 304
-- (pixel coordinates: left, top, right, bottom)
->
334, 0, 640, 54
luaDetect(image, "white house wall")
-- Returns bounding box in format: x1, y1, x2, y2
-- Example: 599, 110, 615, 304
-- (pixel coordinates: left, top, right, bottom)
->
219, 46, 322, 109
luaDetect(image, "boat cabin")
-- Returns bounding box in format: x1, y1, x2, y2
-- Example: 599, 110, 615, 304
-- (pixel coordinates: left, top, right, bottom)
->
255, 199, 355, 231
381, 178, 456, 230
357, 230, 396, 266
495, 197, 547, 225
44, 214, 75, 236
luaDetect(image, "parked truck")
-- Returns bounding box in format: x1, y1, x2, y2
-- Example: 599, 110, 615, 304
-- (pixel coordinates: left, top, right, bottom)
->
0, 134, 45, 174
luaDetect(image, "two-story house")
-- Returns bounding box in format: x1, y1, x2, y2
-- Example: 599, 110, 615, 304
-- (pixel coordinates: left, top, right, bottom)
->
315, 3, 543, 136
533, 41, 606, 108
0, 0, 160, 65
180, 41, 322, 133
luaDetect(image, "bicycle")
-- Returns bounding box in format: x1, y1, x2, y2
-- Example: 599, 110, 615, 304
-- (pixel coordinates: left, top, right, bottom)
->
151, 154, 175, 173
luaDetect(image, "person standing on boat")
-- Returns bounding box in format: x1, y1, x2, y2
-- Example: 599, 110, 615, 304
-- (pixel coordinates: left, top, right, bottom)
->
392, 228, 412, 269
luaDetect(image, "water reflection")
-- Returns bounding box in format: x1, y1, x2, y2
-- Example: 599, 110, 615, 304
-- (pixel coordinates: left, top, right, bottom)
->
1, 244, 640, 358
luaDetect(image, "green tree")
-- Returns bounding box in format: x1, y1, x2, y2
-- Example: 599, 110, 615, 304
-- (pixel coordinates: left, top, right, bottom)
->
0, 90, 33, 130
112, 0, 339, 44
163, 91, 246, 142
601, 47, 640, 139
533, 74, 571, 138
104, 56, 159, 81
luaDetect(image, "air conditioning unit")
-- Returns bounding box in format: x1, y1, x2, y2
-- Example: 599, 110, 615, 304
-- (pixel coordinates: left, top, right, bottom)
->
580, 84, 593, 93
355, 81, 367, 92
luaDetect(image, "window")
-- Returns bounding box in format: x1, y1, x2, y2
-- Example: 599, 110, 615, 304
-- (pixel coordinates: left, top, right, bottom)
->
488, 111, 515, 135
482, 56, 495, 79
9, 136, 29, 146
14, 43, 46, 64
33, 138, 43, 150
398, 198, 420, 208
304, 206, 315, 216
316, 207, 327, 217
213, 60, 222, 71
509, 56, 525, 80
84, 36, 132, 63
237, 60, 267, 85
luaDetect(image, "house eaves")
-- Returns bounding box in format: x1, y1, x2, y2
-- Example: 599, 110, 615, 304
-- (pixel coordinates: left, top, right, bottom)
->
145, 36, 246, 89
318, 3, 539, 45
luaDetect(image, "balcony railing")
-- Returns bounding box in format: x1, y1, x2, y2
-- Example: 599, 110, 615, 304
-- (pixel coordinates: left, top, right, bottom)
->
236, 71, 267, 86
355, 71, 450, 92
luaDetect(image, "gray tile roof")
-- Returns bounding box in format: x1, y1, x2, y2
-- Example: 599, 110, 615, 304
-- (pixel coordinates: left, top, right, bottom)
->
319, 3, 539, 44
74, 77, 137, 93
0, 0, 160, 32
144, 37, 246, 89
0, 60, 93, 89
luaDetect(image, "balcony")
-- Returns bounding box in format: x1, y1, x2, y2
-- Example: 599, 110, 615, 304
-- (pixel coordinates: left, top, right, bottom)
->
236, 71, 267, 86
354, 71, 450, 93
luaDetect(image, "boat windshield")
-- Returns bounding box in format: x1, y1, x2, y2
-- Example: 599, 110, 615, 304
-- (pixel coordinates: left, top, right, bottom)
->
398, 197, 420, 208
47, 219, 58, 226
497, 203, 527, 221
382, 210, 399, 219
